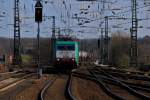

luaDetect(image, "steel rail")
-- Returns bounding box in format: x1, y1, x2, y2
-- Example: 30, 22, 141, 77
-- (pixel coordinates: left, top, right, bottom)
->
94, 68, 150, 99
38, 76, 57, 100
0, 73, 34, 91
88, 69, 125, 100
65, 73, 75, 100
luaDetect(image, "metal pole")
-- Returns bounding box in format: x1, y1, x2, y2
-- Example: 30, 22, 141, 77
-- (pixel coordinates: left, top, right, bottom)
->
37, 22, 40, 78
14, 0, 21, 66
51, 16, 56, 65
52, 16, 55, 38
100, 28, 104, 64
35, 0, 42, 78
130, 0, 138, 67
104, 16, 109, 65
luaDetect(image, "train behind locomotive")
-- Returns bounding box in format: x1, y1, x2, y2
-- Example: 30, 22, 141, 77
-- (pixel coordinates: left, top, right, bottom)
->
54, 37, 79, 70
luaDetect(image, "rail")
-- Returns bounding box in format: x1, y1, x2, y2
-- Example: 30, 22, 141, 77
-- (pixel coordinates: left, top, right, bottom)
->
38, 76, 57, 100
65, 73, 75, 100
93, 68, 150, 99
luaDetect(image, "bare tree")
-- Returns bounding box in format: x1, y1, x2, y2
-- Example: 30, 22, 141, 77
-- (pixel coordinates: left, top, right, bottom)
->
109, 31, 130, 67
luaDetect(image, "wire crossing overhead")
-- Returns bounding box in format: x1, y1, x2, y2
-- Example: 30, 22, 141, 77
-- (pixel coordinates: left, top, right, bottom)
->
77, 0, 97, 1
13, 0, 22, 65
76, 0, 114, 3
130, 0, 138, 67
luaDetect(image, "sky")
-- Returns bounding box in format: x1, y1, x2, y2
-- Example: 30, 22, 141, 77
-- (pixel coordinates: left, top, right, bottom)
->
0, 0, 150, 38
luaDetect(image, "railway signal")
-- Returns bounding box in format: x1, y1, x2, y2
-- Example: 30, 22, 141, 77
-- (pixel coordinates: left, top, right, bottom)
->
35, 0, 43, 78
35, 0, 43, 22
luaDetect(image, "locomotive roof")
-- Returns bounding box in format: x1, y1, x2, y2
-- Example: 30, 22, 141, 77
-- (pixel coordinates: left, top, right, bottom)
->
57, 36, 79, 41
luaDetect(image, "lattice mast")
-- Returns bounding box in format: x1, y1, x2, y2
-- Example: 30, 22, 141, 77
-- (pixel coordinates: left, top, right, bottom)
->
51, 16, 56, 64
100, 28, 104, 64
13, 0, 21, 65
104, 16, 109, 64
130, 0, 138, 67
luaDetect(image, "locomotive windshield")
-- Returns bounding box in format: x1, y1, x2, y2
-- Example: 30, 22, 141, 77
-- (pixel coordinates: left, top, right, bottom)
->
57, 45, 75, 50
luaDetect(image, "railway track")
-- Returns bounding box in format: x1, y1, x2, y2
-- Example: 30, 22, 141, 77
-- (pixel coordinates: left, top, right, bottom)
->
39, 75, 57, 100
92, 72, 150, 93
89, 68, 150, 100
93, 71, 150, 91
0, 71, 23, 81
72, 68, 150, 100
104, 71, 150, 82
0, 71, 20, 76
38, 73, 75, 100
0, 73, 34, 92
91, 66, 150, 91
94, 66, 150, 80
0, 71, 34, 81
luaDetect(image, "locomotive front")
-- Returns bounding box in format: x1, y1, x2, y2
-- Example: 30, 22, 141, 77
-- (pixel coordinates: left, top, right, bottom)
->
55, 40, 78, 70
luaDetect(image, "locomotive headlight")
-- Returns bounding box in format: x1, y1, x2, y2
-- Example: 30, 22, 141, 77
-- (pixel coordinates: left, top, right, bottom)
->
72, 58, 75, 61
57, 58, 60, 61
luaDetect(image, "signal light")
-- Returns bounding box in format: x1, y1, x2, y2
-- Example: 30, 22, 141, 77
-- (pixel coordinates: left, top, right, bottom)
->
35, 1, 43, 22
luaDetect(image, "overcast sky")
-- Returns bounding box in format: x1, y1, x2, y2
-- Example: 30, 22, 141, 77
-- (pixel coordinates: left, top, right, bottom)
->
0, 0, 150, 38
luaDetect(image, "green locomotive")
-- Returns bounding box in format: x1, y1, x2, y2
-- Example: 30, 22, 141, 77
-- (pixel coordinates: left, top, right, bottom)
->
54, 37, 79, 70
